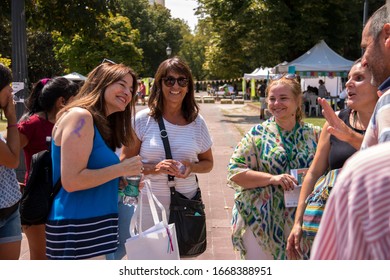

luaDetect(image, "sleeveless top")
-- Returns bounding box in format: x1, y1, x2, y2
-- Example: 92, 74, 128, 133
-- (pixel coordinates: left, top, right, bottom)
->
0, 134, 22, 209
328, 108, 365, 170
46, 126, 120, 260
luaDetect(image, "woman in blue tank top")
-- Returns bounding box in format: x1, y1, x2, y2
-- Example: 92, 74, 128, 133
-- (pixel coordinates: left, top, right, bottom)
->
46, 62, 143, 260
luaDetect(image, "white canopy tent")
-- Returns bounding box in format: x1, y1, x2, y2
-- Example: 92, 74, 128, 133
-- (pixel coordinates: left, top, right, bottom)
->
243, 67, 274, 99
285, 40, 354, 74
244, 67, 274, 80
63, 72, 87, 81
285, 40, 354, 96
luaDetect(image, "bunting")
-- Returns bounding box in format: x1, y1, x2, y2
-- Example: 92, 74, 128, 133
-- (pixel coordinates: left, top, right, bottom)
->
194, 77, 244, 84
296, 71, 348, 78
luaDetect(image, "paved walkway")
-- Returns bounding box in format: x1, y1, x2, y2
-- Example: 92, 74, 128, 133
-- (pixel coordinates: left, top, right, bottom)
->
19, 97, 261, 260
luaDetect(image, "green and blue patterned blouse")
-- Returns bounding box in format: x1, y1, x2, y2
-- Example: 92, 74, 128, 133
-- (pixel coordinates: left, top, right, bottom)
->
227, 118, 321, 259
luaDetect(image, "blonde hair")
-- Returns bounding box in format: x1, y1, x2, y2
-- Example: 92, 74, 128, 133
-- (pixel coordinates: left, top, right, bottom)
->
266, 76, 304, 123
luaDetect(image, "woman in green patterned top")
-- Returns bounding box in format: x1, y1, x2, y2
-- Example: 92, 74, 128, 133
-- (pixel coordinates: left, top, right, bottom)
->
227, 74, 321, 259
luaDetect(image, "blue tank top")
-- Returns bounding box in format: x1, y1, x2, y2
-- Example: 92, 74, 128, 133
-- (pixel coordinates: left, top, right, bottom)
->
46, 125, 120, 259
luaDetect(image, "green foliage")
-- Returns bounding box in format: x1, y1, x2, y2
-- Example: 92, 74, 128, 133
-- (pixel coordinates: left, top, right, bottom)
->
1, 0, 387, 83
27, 0, 119, 37
27, 31, 64, 83
0, 55, 11, 67
52, 13, 143, 75
197, 0, 384, 79
0, 0, 11, 59
136, 5, 184, 77
118, 0, 186, 77
177, 23, 206, 81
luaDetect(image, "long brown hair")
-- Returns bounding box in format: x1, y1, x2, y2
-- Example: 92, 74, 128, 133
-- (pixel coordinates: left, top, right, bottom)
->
148, 56, 199, 122
58, 62, 138, 150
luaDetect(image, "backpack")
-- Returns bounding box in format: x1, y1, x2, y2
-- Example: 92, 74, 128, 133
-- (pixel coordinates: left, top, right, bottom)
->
19, 141, 61, 225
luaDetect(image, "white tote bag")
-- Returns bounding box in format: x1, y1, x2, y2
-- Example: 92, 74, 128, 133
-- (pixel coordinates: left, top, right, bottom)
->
125, 180, 180, 260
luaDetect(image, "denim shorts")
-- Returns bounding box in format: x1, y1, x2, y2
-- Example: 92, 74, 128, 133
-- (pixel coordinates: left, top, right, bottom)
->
0, 206, 22, 244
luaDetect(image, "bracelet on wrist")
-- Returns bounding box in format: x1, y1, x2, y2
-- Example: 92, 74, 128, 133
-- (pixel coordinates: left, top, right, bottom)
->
6, 124, 18, 129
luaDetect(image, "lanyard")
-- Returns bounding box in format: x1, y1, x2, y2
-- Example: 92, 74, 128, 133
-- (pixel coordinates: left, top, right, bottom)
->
276, 122, 299, 165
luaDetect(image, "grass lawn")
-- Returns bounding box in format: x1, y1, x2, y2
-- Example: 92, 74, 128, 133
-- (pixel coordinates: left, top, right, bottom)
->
0, 119, 6, 132
305, 117, 326, 127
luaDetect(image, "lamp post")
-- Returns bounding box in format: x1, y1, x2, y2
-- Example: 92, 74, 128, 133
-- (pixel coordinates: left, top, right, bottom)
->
363, 0, 368, 28
12, 0, 28, 182
166, 44, 172, 57
362, 0, 368, 55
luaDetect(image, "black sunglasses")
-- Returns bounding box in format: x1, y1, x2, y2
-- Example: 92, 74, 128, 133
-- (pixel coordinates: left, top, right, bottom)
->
271, 73, 298, 81
162, 76, 189, 87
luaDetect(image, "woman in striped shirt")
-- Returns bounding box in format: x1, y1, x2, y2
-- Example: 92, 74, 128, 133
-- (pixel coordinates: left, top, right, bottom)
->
122, 56, 213, 232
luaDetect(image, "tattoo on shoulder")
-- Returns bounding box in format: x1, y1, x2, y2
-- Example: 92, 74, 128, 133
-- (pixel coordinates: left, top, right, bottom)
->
73, 118, 86, 137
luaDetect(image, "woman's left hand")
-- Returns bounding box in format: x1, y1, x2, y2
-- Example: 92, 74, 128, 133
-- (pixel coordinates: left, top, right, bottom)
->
174, 160, 192, 179
286, 223, 303, 260
155, 159, 179, 176
270, 174, 297, 191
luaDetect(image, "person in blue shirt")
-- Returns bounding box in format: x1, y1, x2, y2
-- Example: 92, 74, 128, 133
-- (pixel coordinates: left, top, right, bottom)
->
46, 61, 143, 260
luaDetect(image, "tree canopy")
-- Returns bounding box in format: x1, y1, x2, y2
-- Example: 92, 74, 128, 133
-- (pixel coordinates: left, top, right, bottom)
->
0, 0, 385, 83
196, 0, 384, 78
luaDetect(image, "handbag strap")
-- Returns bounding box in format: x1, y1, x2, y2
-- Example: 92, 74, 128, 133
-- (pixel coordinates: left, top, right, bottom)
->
52, 177, 62, 198
158, 117, 200, 192
129, 180, 168, 237
157, 117, 175, 183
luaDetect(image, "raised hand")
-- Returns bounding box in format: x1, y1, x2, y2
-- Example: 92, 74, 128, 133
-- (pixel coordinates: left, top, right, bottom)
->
318, 98, 364, 149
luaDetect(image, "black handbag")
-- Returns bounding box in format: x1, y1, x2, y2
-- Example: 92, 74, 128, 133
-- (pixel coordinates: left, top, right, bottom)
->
158, 117, 207, 257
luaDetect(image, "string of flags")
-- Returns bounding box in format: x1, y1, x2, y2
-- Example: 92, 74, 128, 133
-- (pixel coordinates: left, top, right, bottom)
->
194, 71, 348, 84
194, 78, 245, 84
296, 71, 348, 78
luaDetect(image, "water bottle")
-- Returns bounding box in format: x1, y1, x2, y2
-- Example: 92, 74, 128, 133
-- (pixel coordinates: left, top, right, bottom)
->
176, 161, 186, 174
123, 175, 141, 206
46, 136, 52, 148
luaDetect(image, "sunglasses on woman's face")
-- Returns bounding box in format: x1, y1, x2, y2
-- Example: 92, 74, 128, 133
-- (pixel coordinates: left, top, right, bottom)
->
162, 76, 189, 87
